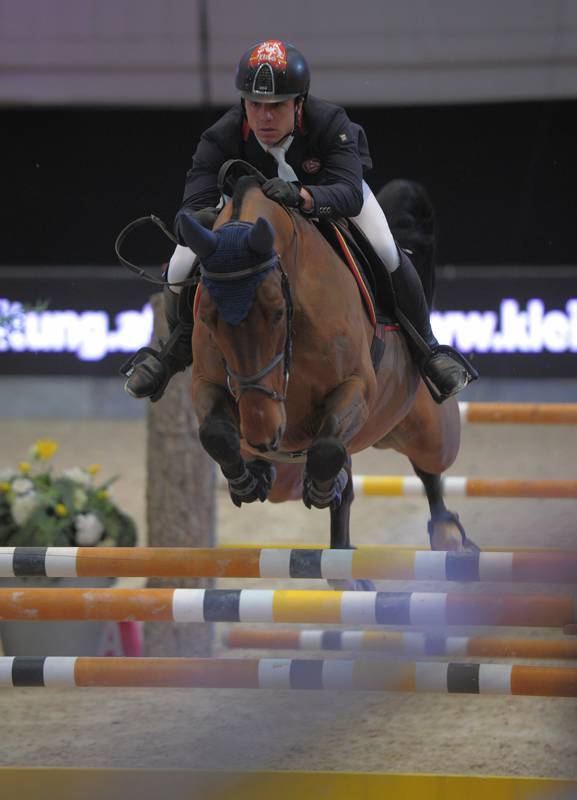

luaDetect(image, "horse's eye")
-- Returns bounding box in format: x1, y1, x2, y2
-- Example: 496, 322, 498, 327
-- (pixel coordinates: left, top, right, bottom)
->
273, 308, 284, 324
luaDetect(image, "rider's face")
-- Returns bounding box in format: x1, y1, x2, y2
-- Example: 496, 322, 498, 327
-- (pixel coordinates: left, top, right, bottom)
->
245, 98, 297, 146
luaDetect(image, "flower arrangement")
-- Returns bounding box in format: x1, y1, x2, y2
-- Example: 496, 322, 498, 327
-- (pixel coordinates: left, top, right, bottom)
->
0, 440, 137, 548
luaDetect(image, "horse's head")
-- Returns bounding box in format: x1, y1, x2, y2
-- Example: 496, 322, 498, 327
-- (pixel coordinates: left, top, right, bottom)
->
180, 199, 292, 453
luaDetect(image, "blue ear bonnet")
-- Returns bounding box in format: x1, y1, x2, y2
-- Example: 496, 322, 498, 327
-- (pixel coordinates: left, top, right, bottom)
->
200, 223, 276, 325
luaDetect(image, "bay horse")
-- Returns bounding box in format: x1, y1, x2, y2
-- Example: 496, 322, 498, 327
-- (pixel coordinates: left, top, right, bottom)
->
180, 175, 476, 583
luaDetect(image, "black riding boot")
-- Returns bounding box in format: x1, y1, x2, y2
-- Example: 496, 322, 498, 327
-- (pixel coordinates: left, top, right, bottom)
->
390, 248, 478, 402
121, 285, 194, 402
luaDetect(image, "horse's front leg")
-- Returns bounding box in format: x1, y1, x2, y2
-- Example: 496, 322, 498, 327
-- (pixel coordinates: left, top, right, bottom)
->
303, 377, 369, 520
306, 386, 375, 592
194, 382, 275, 507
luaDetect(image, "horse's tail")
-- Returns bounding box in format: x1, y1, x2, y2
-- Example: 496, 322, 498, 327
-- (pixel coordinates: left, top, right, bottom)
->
376, 179, 436, 307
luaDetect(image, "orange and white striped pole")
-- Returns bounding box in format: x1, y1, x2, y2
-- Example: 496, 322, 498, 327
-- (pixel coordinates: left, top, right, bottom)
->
0, 587, 575, 628
222, 629, 577, 660
459, 402, 577, 425
1, 656, 577, 697
2, 547, 576, 584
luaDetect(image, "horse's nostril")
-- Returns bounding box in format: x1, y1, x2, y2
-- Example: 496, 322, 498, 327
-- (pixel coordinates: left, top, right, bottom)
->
246, 440, 270, 453
269, 427, 283, 451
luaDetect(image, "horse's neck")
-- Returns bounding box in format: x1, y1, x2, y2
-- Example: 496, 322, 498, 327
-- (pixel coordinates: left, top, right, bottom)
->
239, 189, 294, 261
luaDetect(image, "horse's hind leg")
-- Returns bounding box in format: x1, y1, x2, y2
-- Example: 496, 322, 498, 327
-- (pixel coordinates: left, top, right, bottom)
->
377, 382, 478, 551
411, 463, 479, 552
329, 454, 353, 550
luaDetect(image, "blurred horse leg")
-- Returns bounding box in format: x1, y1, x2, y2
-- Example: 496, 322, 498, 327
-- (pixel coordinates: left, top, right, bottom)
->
374, 380, 477, 551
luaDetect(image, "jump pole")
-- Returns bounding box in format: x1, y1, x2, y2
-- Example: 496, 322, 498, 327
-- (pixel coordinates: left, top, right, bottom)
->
222, 629, 577, 660
350, 476, 577, 498
1, 656, 577, 697
2, 547, 576, 583
215, 474, 577, 497
458, 402, 577, 425
1, 768, 576, 800
0, 588, 575, 627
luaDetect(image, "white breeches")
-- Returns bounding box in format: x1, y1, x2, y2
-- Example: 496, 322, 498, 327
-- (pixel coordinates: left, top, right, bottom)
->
166, 244, 197, 294
351, 181, 400, 273
166, 180, 399, 294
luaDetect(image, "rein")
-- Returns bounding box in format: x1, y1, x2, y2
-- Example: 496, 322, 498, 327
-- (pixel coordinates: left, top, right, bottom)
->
209, 215, 297, 404
114, 201, 299, 403
114, 215, 199, 289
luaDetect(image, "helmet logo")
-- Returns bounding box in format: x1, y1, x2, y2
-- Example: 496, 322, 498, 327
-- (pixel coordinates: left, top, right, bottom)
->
249, 40, 287, 71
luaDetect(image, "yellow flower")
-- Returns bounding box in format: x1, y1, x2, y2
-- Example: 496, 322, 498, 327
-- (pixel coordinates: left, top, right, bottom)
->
87, 464, 101, 476
32, 439, 59, 460
19, 461, 31, 474
96, 490, 108, 500
54, 503, 68, 517
0, 482, 10, 492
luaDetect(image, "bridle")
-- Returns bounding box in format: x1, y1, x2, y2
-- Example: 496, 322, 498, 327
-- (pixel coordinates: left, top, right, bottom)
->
201, 216, 297, 404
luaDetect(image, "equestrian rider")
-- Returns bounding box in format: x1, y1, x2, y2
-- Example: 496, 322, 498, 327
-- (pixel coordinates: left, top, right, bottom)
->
123, 40, 474, 403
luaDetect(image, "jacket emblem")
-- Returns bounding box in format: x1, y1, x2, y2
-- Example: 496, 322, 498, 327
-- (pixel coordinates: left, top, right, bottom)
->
302, 157, 322, 174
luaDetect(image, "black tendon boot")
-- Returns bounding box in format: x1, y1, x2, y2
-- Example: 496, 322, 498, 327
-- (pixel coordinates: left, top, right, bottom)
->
120, 285, 194, 402
390, 248, 478, 403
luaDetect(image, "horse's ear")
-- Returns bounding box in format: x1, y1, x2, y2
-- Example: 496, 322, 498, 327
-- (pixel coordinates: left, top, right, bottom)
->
176, 210, 218, 259
247, 217, 275, 255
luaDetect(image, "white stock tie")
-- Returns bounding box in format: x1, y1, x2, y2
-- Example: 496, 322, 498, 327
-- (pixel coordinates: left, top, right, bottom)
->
260, 135, 299, 182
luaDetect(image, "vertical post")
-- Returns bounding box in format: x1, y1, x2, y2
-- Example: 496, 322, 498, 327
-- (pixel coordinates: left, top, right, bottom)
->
198, 0, 211, 108
144, 293, 215, 656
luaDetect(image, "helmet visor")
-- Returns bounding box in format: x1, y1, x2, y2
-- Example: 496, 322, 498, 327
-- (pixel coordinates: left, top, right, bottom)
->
240, 90, 299, 103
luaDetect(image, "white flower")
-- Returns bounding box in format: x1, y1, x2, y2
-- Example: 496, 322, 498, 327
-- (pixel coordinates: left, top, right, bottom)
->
63, 467, 92, 487
0, 468, 17, 482
11, 493, 40, 525
73, 488, 88, 511
74, 513, 104, 546
11, 478, 34, 495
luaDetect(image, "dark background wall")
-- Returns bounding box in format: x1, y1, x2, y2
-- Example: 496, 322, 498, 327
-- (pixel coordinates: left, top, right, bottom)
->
3, 98, 575, 269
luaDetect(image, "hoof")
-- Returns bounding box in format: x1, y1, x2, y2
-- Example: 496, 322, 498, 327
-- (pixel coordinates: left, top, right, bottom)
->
227, 459, 276, 507
428, 511, 479, 552
302, 467, 348, 510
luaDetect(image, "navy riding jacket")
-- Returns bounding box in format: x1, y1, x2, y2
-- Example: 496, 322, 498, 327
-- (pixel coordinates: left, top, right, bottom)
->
180, 96, 372, 221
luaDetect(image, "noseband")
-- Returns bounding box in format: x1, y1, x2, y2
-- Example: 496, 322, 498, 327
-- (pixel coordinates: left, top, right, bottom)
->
200, 224, 295, 403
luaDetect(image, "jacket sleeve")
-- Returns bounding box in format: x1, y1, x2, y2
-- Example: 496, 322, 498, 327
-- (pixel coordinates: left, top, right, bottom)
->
180, 135, 228, 213
178, 107, 242, 218
303, 109, 365, 219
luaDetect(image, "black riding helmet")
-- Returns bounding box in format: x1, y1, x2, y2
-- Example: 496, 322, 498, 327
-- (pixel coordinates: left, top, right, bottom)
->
235, 40, 310, 102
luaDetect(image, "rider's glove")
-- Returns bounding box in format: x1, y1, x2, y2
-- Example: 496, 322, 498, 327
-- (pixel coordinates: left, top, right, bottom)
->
174, 206, 219, 245
262, 178, 303, 208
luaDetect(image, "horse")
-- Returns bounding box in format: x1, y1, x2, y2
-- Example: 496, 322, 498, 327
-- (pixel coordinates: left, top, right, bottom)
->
179, 175, 476, 586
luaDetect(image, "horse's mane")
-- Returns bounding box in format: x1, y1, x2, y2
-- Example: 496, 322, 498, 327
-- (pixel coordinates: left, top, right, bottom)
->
231, 175, 264, 220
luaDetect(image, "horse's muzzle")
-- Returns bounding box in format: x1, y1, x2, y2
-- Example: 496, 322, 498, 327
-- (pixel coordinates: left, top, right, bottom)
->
246, 425, 283, 453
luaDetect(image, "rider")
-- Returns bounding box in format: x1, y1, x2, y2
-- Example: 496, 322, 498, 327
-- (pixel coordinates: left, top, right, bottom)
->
123, 39, 475, 403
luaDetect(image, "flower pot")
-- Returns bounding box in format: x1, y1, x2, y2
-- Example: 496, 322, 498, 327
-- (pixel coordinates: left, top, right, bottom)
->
0, 576, 124, 657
